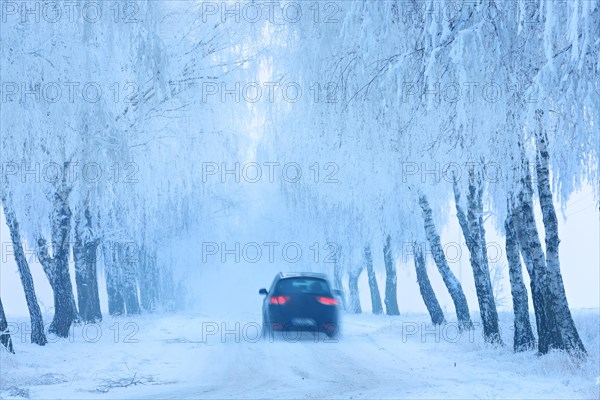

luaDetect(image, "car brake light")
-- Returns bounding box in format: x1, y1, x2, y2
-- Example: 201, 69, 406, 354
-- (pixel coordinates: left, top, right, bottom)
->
269, 296, 290, 305
316, 296, 338, 305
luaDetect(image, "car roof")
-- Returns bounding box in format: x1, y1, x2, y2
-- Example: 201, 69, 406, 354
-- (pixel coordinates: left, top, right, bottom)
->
277, 272, 328, 280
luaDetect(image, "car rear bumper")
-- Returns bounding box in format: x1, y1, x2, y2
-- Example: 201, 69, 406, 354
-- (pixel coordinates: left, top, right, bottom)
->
266, 313, 338, 336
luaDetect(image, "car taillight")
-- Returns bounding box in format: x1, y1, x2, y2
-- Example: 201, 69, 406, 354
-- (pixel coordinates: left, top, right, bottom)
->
316, 296, 338, 305
269, 296, 290, 305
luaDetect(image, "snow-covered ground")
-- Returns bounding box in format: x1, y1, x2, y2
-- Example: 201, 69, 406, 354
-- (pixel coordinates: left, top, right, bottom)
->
1, 310, 598, 399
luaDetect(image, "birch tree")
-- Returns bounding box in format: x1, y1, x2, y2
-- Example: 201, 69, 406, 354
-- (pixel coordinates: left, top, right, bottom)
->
413, 242, 446, 325
383, 235, 400, 316
420, 195, 473, 330
533, 110, 586, 355
364, 245, 383, 314
0, 299, 14, 354
504, 200, 536, 352
1, 193, 47, 345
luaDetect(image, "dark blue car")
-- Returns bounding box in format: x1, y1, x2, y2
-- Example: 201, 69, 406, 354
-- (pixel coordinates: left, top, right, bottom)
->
259, 272, 340, 338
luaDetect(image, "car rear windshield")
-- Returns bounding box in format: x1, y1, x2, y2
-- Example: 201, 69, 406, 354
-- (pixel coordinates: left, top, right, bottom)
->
275, 278, 331, 295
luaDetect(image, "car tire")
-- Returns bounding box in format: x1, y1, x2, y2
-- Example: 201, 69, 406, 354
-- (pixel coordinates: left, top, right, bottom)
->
262, 322, 273, 340
324, 324, 339, 339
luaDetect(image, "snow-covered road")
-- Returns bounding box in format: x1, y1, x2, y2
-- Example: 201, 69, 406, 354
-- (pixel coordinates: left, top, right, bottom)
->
1, 312, 598, 399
